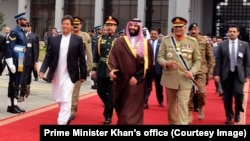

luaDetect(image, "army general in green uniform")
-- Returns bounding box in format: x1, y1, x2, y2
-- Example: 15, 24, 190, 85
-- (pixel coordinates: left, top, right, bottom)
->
157, 17, 201, 125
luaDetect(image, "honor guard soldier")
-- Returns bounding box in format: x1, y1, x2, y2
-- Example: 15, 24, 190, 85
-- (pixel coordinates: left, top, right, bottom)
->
157, 16, 201, 125
91, 16, 119, 124
5, 12, 28, 113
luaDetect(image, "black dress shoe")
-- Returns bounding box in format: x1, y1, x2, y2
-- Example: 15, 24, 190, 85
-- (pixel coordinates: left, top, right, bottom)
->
69, 115, 75, 121
34, 78, 38, 81
225, 118, 232, 125
159, 103, 164, 107
103, 118, 111, 124
7, 106, 21, 113
15, 105, 25, 112
43, 77, 51, 83
235, 115, 240, 122
67, 115, 75, 125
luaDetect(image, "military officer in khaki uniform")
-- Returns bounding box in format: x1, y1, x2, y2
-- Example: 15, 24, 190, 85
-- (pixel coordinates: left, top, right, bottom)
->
187, 23, 215, 123
157, 17, 201, 125
68, 16, 93, 122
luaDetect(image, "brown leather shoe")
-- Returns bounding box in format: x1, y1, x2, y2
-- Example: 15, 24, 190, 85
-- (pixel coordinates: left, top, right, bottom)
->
198, 106, 204, 120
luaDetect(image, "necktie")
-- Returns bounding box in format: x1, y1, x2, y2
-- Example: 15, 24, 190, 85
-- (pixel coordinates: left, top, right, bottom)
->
230, 41, 235, 72
151, 40, 156, 65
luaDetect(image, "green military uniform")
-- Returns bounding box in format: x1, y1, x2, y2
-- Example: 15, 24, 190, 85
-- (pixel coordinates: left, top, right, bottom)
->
92, 16, 119, 124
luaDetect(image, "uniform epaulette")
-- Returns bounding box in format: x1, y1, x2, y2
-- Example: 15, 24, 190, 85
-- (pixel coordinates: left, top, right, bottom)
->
81, 31, 88, 36
164, 35, 171, 39
186, 35, 197, 41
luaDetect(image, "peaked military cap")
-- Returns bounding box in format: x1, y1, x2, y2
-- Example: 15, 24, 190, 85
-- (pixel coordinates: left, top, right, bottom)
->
172, 16, 187, 27
93, 25, 102, 31
14, 12, 27, 20
73, 16, 83, 24
188, 23, 198, 31
104, 16, 119, 26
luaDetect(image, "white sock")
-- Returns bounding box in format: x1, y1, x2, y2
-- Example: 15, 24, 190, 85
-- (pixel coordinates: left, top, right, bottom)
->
14, 98, 17, 105
7, 98, 11, 106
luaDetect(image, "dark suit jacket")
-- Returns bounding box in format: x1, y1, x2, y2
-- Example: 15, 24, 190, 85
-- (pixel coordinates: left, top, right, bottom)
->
214, 39, 250, 83
24, 32, 39, 66
153, 39, 162, 75
0, 35, 6, 52
40, 34, 87, 83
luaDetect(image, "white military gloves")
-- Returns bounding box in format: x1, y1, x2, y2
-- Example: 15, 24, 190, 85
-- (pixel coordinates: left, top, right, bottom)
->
5, 58, 16, 73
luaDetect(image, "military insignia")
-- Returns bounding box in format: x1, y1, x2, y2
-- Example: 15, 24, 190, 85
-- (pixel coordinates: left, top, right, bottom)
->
182, 53, 187, 58
101, 39, 106, 44
175, 18, 180, 23
9, 36, 16, 41
188, 54, 192, 59
176, 43, 181, 49
167, 52, 173, 58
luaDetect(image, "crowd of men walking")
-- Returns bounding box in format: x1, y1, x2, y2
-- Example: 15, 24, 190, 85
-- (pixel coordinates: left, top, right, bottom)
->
0, 12, 249, 126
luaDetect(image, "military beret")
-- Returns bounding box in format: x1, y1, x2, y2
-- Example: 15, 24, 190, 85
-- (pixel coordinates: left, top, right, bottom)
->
73, 16, 83, 24
104, 16, 119, 26
188, 23, 198, 30
93, 25, 102, 31
172, 16, 187, 27
14, 12, 27, 20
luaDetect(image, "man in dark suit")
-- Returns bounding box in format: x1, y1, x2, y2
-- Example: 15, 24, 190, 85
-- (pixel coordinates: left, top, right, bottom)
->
144, 27, 163, 109
0, 34, 6, 75
0, 27, 11, 76
214, 24, 250, 125
39, 15, 87, 125
42, 27, 59, 83
18, 22, 39, 102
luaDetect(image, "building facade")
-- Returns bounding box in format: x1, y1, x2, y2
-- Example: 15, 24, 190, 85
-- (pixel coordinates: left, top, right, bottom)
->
0, 0, 249, 42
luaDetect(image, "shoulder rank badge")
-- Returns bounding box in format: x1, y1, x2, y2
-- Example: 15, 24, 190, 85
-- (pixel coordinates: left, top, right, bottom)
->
9, 36, 16, 41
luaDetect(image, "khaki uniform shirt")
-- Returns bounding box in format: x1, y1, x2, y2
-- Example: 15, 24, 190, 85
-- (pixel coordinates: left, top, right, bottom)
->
78, 32, 92, 72
157, 35, 201, 89
193, 35, 215, 75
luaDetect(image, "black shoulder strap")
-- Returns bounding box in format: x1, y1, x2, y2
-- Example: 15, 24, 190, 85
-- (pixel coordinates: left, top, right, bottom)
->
170, 36, 198, 92
170, 36, 189, 70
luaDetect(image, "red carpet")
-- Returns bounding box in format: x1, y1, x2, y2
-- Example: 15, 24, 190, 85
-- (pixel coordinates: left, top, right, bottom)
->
0, 80, 249, 140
